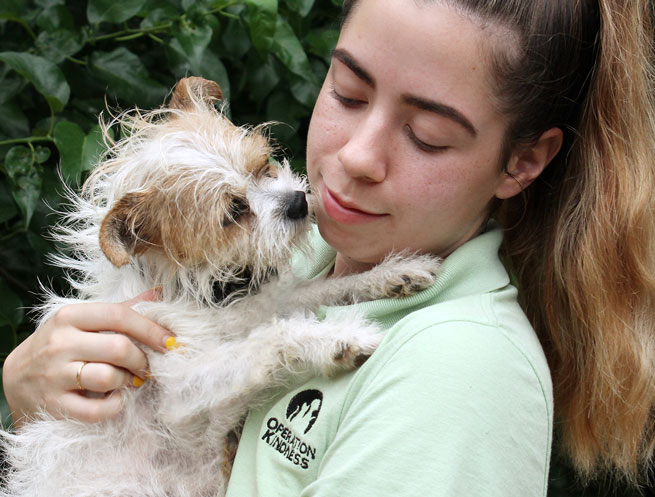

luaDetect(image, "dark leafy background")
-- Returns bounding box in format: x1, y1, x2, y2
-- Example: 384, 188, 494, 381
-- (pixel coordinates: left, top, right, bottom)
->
0, 1, 648, 496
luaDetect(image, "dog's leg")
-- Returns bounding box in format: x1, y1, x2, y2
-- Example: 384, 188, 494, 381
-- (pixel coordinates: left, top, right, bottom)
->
157, 312, 382, 431
291, 253, 442, 308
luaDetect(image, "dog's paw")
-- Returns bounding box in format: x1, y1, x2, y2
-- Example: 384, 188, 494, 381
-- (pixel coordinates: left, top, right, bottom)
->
379, 253, 442, 298
321, 328, 383, 377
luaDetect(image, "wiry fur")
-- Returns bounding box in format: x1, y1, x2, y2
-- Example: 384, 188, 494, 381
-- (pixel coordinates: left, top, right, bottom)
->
0, 77, 441, 497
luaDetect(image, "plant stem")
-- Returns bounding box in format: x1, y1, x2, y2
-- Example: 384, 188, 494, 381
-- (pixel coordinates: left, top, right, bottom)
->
66, 56, 88, 66
89, 23, 173, 44
0, 136, 53, 147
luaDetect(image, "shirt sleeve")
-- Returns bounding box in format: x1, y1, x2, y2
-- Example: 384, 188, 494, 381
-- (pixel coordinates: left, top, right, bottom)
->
299, 320, 552, 497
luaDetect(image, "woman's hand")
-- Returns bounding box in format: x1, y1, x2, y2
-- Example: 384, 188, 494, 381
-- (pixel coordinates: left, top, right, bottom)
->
1, 290, 172, 426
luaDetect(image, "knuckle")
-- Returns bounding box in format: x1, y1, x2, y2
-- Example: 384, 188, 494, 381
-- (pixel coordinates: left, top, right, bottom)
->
51, 305, 74, 326
94, 367, 117, 391
106, 335, 134, 362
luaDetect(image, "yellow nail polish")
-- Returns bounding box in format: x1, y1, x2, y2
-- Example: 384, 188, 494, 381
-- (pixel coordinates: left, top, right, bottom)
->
132, 376, 145, 387
165, 336, 182, 350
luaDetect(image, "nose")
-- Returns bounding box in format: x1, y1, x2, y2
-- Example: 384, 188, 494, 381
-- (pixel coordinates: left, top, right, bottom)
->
285, 190, 308, 219
337, 111, 389, 183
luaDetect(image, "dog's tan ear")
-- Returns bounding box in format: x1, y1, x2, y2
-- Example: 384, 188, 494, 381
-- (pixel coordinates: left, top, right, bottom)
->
169, 77, 223, 111
99, 191, 162, 267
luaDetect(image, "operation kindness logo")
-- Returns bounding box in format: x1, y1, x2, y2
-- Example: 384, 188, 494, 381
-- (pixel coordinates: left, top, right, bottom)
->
261, 389, 323, 470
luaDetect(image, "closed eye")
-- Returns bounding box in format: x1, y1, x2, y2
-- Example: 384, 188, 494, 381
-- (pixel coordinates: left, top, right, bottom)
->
405, 125, 449, 153
330, 86, 366, 108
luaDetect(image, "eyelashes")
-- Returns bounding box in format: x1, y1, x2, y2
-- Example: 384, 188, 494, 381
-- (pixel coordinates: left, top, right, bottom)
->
404, 125, 449, 153
329, 86, 365, 108
329, 85, 449, 154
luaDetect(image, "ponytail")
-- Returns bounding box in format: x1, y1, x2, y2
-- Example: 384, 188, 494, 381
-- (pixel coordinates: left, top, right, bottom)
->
500, 0, 655, 481
542, 1, 655, 479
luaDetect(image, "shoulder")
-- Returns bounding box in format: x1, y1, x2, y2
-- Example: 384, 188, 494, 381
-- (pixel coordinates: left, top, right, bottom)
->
347, 286, 553, 427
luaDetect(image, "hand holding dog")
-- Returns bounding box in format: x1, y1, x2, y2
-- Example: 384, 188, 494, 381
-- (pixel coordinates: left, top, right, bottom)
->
2, 289, 170, 425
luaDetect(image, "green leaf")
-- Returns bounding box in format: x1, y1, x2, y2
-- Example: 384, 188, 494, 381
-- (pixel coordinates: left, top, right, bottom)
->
80, 125, 106, 172
0, 277, 23, 333
53, 120, 84, 183
88, 48, 167, 107
0, 101, 29, 139
305, 27, 339, 62
36, 5, 75, 32
34, 146, 51, 164
221, 19, 251, 59
0, 180, 18, 223
167, 24, 231, 100
4, 146, 42, 227
87, 0, 148, 24
289, 75, 319, 108
0, 52, 70, 112
286, 0, 315, 16
265, 89, 307, 142
53, 122, 108, 184
247, 54, 280, 103
0, 0, 26, 17
35, 0, 65, 8
0, 71, 24, 105
271, 16, 317, 83
4, 146, 33, 178
169, 21, 213, 70
245, 0, 278, 54
140, 5, 179, 28
35, 29, 84, 63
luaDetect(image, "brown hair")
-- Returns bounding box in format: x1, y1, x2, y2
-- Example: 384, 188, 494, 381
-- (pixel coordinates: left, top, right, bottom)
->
343, 0, 655, 482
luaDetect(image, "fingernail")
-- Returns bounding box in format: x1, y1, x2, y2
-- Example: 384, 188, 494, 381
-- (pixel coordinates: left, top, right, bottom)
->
164, 336, 182, 351
151, 286, 163, 301
132, 376, 145, 387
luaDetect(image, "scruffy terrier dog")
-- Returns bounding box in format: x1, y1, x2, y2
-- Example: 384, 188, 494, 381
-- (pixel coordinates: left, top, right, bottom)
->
0, 77, 440, 497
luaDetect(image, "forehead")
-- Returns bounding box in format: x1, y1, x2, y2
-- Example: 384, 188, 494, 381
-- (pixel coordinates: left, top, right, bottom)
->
338, 0, 502, 128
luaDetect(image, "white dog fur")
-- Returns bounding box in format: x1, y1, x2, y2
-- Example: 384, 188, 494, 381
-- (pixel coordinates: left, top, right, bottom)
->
0, 77, 441, 497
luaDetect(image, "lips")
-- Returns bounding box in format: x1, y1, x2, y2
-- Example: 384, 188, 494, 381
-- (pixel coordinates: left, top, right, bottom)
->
321, 184, 387, 225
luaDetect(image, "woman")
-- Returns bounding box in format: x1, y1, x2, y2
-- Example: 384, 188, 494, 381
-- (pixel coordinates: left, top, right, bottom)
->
4, 0, 655, 495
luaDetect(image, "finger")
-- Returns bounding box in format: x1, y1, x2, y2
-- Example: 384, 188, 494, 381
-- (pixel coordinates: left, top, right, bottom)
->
59, 390, 124, 423
71, 361, 143, 394
73, 332, 149, 378
52, 303, 171, 353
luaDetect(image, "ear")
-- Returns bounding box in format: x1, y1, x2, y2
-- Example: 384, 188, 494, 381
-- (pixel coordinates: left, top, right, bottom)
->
168, 77, 223, 111
495, 127, 563, 199
99, 191, 162, 267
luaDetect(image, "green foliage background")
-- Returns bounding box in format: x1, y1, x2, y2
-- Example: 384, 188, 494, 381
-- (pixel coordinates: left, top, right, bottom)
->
0, 1, 647, 496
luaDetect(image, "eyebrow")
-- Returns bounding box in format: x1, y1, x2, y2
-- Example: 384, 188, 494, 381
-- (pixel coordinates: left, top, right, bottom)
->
330, 48, 478, 138
331, 48, 375, 88
403, 96, 478, 137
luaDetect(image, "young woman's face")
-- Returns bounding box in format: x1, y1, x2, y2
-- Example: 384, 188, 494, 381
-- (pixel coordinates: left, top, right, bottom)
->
307, 0, 512, 274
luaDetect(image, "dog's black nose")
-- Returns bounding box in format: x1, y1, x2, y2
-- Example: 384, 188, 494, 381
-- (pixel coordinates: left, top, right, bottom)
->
285, 191, 308, 220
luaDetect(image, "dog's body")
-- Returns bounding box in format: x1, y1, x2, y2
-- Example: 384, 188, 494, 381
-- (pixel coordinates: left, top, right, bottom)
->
0, 78, 440, 497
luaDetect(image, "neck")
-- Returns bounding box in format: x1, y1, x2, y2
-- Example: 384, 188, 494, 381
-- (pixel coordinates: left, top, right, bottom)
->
332, 253, 376, 277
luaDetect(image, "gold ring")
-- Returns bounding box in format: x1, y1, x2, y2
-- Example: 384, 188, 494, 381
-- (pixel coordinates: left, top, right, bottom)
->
76, 361, 88, 390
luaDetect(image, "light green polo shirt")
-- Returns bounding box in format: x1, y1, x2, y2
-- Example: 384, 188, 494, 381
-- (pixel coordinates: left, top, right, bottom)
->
225, 225, 553, 497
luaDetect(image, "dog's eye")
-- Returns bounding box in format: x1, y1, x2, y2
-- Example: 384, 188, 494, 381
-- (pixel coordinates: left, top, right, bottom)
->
258, 164, 275, 179
222, 198, 249, 227
229, 198, 249, 220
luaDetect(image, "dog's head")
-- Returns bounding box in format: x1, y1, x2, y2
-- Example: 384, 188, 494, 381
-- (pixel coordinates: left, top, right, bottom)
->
92, 77, 311, 302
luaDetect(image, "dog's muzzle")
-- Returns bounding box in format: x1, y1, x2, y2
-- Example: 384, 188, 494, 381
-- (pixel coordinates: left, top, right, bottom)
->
285, 191, 308, 220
